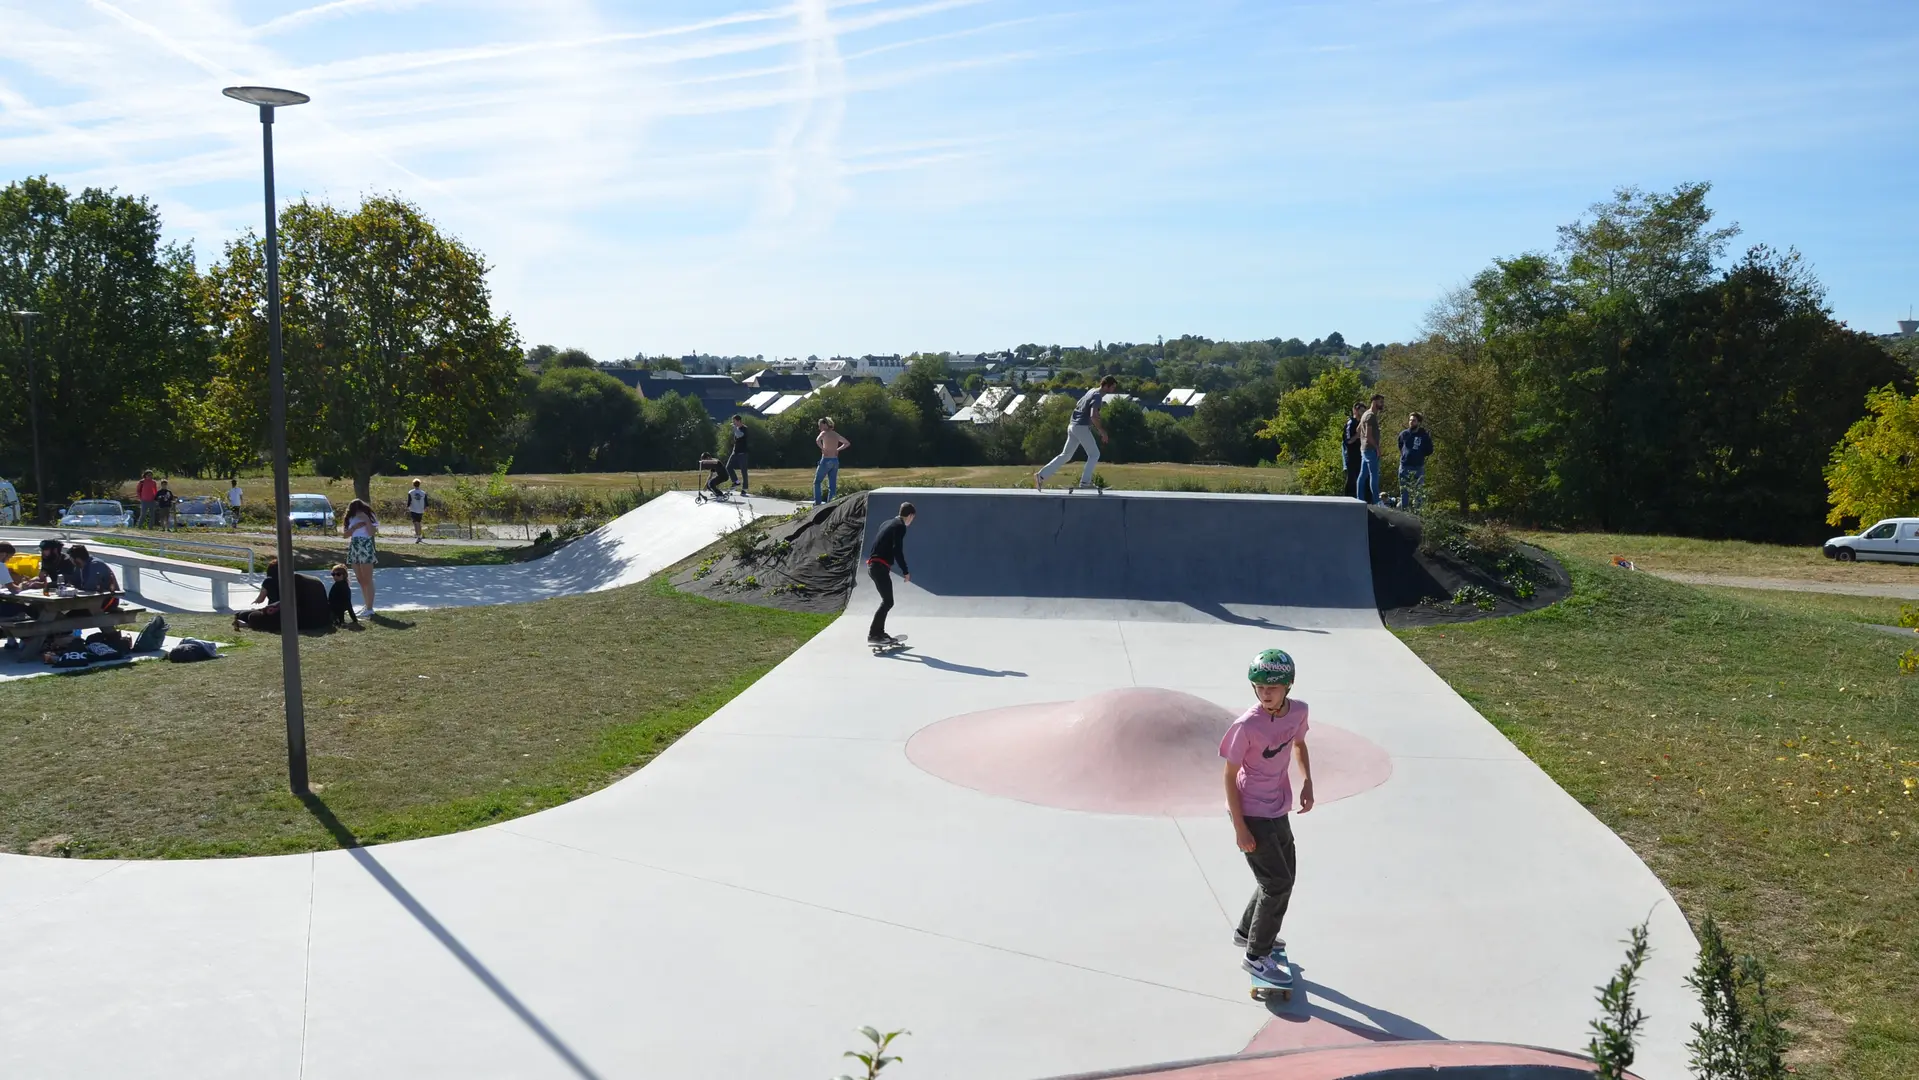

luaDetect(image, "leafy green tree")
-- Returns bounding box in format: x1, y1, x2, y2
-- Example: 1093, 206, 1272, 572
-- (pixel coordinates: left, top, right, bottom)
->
549, 348, 596, 369
1098, 397, 1154, 463
1259, 367, 1364, 496
1021, 393, 1075, 463
520, 367, 640, 471
1825, 385, 1919, 528
0, 176, 207, 508
634, 391, 715, 468
1379, 289, 1526, 515
207, 196, 524, 501
1143, 409, 1195, 463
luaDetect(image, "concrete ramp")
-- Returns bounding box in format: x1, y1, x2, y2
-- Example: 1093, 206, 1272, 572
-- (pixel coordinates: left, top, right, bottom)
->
859, 488, 1375, 625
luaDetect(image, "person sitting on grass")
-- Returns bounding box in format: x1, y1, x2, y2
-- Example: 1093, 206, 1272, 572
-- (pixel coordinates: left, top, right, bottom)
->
235, 558, 332, 634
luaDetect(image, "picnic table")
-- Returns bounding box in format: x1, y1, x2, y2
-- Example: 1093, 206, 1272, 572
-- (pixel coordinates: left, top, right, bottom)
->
0, 588, 143, 662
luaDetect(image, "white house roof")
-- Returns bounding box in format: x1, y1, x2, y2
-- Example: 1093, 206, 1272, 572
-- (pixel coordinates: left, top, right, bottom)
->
762, 393, 808, 416
743, 390, 781, 411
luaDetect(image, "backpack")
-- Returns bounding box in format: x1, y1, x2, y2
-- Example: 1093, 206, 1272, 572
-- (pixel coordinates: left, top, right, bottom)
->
49, 649, 93, 668
132, 614, 168, 653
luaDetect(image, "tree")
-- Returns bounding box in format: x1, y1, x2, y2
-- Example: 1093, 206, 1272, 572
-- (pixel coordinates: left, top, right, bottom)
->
549, 348, 596, 369
635, 392, 714, 468
520, 367, 640, 471
207, 195, 523, 501
0, 177, 207, 507
1259, 366, 1364, 496
1825, 385, 1919, 528
1379, 289, 1525, 515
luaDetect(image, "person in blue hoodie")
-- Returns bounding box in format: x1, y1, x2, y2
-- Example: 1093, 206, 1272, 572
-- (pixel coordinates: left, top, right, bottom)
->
1395, 413, 1435, 511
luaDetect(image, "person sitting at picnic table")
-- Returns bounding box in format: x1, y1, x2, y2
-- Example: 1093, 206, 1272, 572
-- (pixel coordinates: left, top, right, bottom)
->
65, 546, 120, 609
0, 542, 27, 619
29, 539, 73, 588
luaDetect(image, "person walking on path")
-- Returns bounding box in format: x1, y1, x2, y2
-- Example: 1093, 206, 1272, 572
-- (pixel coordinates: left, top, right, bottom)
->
1034, 375, 1116, 491
864, 501, 914, 644
814, 417, 851, 504
725, 415, 751, 495
405, 480, 429, 542
1355, 394, 1385, 504
1340, 404, 1364, 500
153, 480, 177, 532
1394, 413, 1434, 511
1222, 648, 1315, 986
342, 498, 380, 616
226, 478, 243, 529
136, 470, 159, 528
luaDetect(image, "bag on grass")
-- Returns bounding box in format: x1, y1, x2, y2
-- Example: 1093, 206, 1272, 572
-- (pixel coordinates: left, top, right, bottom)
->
85, 640, 125, 661
132, 615, 168, 653
49, 649, 93, 668
167, 639, 217, 663
91, 629, 133, 654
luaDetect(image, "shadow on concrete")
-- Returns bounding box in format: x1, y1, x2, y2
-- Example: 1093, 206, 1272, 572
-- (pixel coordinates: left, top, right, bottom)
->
300, 795, 605, 1080
1185, 603, 1332, 633
880, 651, 1028, 678
1262, 965, 1444, 1040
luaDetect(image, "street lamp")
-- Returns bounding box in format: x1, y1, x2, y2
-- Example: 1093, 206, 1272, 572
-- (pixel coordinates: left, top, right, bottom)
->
224, 84, 312, 796
7, 310, 42, 522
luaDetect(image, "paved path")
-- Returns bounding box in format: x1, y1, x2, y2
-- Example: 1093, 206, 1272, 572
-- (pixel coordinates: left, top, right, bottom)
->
101, 492, 792, 613
0, 491, 1699, 1079
1648, 570, 1919, 600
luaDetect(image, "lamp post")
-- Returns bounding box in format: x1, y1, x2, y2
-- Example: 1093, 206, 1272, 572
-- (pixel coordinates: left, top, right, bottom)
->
224, 85, 312, 796
8, 310, 42, 521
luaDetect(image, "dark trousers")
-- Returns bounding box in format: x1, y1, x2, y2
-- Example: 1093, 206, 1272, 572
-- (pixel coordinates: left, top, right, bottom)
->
867, 562, 894, 639
726, 451, 749, 492
1343, 451, 1361, 499
1236, 815, 1296, 957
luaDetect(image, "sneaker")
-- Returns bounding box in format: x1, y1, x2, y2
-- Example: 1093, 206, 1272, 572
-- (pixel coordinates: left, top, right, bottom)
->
357, 606, 374, 617
1242, 953, 1291, 984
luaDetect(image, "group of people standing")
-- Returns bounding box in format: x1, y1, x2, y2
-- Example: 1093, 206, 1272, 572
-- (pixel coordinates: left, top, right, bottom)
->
133, 471, 245, 529
1341, 396, 1434, 509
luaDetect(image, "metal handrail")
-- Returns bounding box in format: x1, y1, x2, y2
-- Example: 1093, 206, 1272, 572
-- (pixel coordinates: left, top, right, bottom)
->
46, 528, 256, 574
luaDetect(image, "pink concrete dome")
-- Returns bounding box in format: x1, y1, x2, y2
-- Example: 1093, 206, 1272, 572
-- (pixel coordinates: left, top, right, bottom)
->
905, 687, 1392, 815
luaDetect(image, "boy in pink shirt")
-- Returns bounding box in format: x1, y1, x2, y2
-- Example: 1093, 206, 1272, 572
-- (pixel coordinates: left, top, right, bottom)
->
1221, 648, 1316, 985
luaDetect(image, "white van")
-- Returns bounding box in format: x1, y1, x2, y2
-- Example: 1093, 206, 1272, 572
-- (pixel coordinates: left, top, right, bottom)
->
1823, 518, 1919, 564
0, 479, 19, 525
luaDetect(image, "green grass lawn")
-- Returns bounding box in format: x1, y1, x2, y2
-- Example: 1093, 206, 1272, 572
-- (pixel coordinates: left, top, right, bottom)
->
1699, 587, 1917, 628
1400, 555, 1919, 1079
1524, 529, 1919, 587
0, 576, 830, 859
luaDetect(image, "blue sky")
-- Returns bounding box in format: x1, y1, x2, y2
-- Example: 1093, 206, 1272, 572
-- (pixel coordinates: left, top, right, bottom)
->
2, 1, 1914, 359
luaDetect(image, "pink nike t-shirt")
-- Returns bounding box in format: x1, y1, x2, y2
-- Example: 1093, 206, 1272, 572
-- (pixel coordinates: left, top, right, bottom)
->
1219, 699, 1310, 817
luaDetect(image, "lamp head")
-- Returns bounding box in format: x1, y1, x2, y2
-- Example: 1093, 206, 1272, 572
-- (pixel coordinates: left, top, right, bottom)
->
223, 86, 309, 108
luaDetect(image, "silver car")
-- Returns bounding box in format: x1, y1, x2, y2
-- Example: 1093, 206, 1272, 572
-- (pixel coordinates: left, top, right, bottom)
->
173, 496, 233, 528
58, 499, 134, 528
288, 494, 336, 529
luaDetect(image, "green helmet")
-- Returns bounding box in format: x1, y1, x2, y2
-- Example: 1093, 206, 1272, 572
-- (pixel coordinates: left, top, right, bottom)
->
1248, 648, 1295, 686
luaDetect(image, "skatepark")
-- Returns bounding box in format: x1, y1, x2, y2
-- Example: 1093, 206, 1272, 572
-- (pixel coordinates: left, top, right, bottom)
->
0, 489, 1699, 1078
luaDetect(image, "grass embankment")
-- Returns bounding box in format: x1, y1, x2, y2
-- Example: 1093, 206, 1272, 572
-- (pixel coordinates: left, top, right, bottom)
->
0, 576, 830, 859
1400, 555, 1918, 1079
1525, 530, 1919, 587
133, 462, 1299, 508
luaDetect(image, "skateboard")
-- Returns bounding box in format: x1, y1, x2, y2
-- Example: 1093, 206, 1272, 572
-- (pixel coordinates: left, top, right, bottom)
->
1249, 947, 1295, 1003
869, 634, 909, 655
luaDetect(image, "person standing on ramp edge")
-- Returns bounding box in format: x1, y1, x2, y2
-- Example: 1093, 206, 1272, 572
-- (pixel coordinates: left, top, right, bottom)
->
1222, 648, 1315, 988
1034, 375, 1116, 490
865, 501, 915, 645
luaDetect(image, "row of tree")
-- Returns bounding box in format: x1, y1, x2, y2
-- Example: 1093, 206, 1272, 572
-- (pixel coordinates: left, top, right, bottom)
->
1263, 184, 1914, 543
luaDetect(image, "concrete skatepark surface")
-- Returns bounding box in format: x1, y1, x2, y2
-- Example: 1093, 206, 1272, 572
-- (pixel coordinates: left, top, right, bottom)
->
0, 489, 1699, 1078
73, 491, 793, 613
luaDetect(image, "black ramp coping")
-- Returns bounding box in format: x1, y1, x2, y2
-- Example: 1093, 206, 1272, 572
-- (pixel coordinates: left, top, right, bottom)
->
859, 488, 1375, 609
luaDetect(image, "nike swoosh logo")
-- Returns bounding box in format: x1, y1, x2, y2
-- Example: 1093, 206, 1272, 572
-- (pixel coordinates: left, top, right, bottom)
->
1261, 745, 1285, 759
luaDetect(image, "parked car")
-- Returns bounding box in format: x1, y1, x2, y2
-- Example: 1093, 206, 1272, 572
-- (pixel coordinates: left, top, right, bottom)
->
1823, 518, 1919, 563
287, 494, 336, 529
58, 499, 134, 528
0, 478, 19, 525
173, 495, 232, 528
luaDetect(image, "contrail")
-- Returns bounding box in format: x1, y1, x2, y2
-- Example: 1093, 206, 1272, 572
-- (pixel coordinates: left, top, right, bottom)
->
765, 0, 847, 225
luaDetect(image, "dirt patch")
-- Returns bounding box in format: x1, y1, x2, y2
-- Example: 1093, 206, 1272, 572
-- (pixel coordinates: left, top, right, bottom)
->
1371, 505, 1570, 629
672, 494, 869, 614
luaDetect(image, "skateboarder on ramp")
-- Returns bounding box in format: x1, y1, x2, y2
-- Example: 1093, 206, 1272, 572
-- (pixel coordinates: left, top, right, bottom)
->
864, 500, 915, 647
1034, 375, 1117, 491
